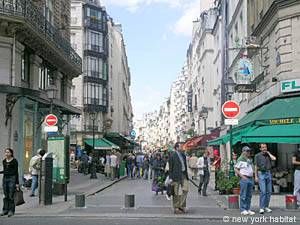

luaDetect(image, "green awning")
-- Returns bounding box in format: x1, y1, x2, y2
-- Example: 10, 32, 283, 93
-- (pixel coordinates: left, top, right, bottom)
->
84, 138, 120, 150
241, 124, 300, 144
104, 132, 138, 150
238, 96, 300, 127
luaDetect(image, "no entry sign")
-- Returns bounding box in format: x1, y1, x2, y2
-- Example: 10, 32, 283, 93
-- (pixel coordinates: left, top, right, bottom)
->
44, 114, 58, 126
222, 101, 240, 119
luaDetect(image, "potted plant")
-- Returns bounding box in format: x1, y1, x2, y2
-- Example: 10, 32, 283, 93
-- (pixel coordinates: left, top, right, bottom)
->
230, 176, 240, 195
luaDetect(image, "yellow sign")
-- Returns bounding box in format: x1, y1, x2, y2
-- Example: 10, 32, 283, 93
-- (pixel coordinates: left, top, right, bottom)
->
269, 118, 300, 125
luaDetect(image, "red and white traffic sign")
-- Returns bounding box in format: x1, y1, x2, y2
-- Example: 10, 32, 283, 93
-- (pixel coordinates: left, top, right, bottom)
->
222, 100, 240, 119
44, 114, 58, 126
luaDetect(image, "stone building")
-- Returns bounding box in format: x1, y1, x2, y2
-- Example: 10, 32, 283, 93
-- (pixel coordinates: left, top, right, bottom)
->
0, 0, 82, 176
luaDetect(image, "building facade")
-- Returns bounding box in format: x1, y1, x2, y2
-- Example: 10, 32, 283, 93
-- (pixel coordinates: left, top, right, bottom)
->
70, 0, 133, 146
107, 19, 133, 135
0, 0, 82, 176
70, 0, 108, 146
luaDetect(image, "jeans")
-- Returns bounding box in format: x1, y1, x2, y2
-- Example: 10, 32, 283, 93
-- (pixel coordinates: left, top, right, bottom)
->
2, 176, 16, 214
198, 171, 210, 195
240, 177, 254, 211
31, 175, 38, 195
294, 170, 300, 206
258, 171, 272, 209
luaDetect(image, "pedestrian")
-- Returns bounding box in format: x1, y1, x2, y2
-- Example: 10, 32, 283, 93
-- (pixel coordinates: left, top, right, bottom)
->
115, 150, 122, 179
149, 153, 155, 180
81, 151, 89, 175
110, 151, 117, 181
136, 153, 144, 178
152, 153, 166, 195
105, 152, 111, 178
212, 149, 221, 190
169, 142, 189, 214
142, 155, 150, 180
29, 148, 46, 197
234, 146, 255, 216
188, 153, 198, 180
0, 148, 20, 217
197, 148, 211, 196
254, 143, 276, 214
292, 146, 300, 207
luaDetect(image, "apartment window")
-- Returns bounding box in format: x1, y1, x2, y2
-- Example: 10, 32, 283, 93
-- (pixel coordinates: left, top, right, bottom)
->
21, 50, 30, 82
45, 0, 53, 25
86, 7, 102, 20
85, 56, 107, 80
39, 64, 54, 90
84, 82, 107, 106
86, 30, 103, 52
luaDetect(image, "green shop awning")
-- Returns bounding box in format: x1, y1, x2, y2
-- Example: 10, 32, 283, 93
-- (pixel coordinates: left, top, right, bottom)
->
84, 138, 120, 150
238, 96, 300, 127
241, 124, 300, 144
104, 132, 138, 150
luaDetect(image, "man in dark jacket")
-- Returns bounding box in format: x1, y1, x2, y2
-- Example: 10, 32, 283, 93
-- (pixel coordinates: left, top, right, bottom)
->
169, 142, 189, 214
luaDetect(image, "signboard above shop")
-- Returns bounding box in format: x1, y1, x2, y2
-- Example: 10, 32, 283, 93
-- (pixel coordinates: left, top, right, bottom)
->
281, 79, 300, 93
235, 84, 256, 93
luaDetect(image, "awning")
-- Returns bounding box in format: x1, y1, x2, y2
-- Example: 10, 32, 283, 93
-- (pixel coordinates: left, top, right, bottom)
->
84, 138, 120, 150
241, 124, 300, 144
184, 129, 221, 149
104, 132, 138, 150
208, 96, 300, 145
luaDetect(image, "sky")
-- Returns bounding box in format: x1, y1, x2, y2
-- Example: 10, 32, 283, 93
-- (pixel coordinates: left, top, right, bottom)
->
101, 0, 214, 120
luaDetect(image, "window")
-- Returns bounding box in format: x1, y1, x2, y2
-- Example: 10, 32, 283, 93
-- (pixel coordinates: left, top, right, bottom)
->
85, 56, 107, 80
86, 7, 102, 20
86, 30, 103, 52
39, 64, 54, 90
21, 50, 30, 82
45, 0, 53, 25
84, 82, 107, 106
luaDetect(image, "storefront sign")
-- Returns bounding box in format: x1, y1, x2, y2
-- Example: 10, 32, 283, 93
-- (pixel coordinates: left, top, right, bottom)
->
238, 58, 253, 77
281, 79, 300, 93
235, 84, 256, 93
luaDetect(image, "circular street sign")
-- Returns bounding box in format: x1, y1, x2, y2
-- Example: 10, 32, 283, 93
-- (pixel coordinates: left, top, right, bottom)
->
222, 101, 240, 119
44, 114, 58, 126
130, 130, 136, 137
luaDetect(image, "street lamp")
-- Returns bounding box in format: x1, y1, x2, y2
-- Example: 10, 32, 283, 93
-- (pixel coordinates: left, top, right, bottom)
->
89, 112, 97, 179
199, 106, 208, 135
46, 85, 58, 113
225, 77, 236, 178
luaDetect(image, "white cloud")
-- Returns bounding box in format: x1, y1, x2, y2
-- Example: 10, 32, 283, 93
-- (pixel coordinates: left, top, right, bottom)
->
132, 86, 167, 119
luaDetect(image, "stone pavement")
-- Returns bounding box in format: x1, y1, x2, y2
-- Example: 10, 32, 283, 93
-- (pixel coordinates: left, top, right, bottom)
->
0, 169, 126, 216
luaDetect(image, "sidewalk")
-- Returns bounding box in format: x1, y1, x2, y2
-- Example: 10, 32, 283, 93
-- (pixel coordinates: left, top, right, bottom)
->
0, 169, 126, 215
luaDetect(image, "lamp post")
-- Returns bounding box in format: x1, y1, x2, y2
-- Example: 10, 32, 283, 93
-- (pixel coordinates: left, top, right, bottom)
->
199, 106, 208, 135
89, 112, 97, 179
46, 85, 58, 113
225, 77, 236, 178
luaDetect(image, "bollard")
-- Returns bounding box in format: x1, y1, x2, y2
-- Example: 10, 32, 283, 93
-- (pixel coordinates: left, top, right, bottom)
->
124, 194, 135, 208
228, 195, 239, 209
75, 193, 85, 208
286, 195, 297, 209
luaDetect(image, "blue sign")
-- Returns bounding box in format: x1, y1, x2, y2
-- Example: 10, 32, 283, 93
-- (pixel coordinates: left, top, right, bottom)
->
130, 130, 136, 138
239, 58, 253, 76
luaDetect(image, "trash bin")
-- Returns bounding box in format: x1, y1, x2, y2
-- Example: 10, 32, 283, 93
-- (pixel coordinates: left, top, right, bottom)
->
119, 161, 126, 176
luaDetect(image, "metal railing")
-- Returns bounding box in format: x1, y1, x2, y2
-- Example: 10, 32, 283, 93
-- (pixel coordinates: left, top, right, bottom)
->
0, 0, 82, 69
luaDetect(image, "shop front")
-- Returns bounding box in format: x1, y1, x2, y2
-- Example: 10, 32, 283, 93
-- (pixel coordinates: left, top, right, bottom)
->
208, 95, 300, 192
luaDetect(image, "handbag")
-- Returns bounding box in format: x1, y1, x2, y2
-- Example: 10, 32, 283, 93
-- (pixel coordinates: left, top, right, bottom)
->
14, 189, 25, 206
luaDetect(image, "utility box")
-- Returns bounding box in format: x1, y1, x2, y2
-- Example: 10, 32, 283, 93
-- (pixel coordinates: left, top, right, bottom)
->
39, 153, 53, 205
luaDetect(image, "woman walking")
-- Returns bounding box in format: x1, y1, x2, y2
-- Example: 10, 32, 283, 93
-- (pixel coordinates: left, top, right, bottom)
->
0, 148, 20, 217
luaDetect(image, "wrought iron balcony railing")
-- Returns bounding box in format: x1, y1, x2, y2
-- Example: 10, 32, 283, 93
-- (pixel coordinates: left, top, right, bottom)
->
0, 0, 82, 72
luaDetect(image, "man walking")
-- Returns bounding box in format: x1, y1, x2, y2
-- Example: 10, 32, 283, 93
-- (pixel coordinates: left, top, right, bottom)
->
235, 146, 255, 216
29, 149, 46, 197
188, 153, 198, 180
254, 143, 276, 214
292, 146, 300, 207
197, 148, 211, 196
110, 151, 117, 181
169, 142, 189, 214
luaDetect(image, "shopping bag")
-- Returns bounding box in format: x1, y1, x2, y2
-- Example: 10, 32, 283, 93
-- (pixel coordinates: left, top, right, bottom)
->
152, 180, 159, 192
166, 184, 174, 196
14, 189, 25, 206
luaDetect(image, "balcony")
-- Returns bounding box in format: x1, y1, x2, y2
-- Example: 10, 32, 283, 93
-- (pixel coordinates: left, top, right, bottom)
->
0, 0, 82, 77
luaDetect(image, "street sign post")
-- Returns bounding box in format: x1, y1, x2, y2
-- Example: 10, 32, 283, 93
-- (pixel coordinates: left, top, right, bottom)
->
222, 100, 240, 119
130, 130, 136, 138
44, 114, 58, 126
